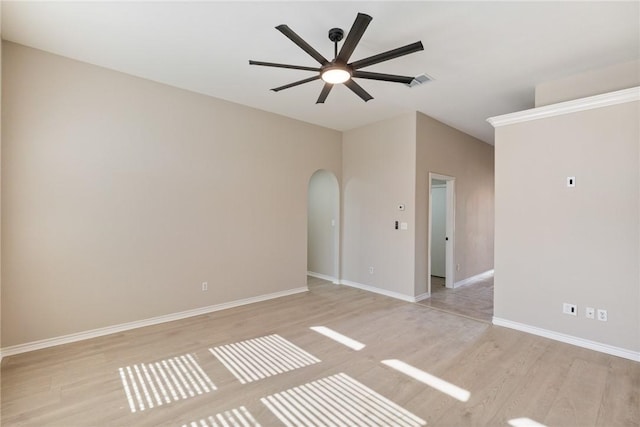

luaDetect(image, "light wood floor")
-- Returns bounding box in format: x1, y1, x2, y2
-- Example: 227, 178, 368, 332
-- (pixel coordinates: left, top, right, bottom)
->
1, 277, 638, 426
418, 275, 494, 322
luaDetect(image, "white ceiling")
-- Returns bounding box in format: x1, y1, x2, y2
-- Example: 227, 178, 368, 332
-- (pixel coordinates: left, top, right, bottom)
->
2, 1, 639, 144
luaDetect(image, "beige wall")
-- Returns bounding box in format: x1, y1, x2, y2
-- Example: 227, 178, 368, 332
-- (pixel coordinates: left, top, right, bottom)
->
341, 112, 494, 299
341, 114, 417, 297
1, 42, 341, 347
535, 60, 640, 107
2, 41, 497, 349
307, 170, 339, 278
0, 11, 3, 354
494, 101, 639, 352
415, 113, 494, 296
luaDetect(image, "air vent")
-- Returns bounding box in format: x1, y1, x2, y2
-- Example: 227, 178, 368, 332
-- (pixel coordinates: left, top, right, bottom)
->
408, 73, 433, 88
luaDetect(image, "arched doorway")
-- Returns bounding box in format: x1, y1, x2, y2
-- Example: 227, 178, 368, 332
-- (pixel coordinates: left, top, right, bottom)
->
307, 170, 340, 283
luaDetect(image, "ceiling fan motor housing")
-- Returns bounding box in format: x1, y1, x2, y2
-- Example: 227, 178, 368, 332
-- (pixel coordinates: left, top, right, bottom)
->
328, 28, 344, 43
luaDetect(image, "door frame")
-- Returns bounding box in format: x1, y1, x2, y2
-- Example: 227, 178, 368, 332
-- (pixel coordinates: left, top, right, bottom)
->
428, 173, 456, 294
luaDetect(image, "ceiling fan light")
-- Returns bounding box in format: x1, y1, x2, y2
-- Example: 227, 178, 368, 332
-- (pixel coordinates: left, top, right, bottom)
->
321, 67, 351, 84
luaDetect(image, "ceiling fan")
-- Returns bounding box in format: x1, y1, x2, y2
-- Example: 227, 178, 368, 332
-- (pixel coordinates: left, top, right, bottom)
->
249, 13, 424, 103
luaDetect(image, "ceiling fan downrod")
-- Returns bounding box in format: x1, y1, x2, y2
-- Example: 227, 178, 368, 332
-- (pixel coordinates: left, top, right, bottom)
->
328, 27, 344, 60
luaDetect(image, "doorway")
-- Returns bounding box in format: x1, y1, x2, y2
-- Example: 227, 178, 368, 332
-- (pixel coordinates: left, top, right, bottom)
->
428, 173, 455, 295
423, 172, 494, 323
307, 170, 340, 284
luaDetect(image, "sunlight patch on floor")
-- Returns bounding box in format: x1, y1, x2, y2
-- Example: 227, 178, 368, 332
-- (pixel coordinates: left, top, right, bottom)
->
310, 326, 365, 351
209, 334, 320, 384
119, 353, 216, 412
509, 417, 547, 427
181, 406, 261, 427
382, 359, 470, 402
261, 372, 426, 427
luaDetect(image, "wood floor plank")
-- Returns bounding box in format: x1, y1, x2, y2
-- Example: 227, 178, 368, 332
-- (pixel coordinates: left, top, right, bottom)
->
420, 275, 494, 322
595, 355, 640, 426
544, 357, 609, 426
1, 277, 638, 427
433, 332, 549, 425
483, 339, 573, 425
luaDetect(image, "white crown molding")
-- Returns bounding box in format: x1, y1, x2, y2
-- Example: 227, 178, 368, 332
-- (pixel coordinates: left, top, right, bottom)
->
339, 279, 425, 303
453, 269, 494, 289
493, 317, 640, 362
0, 287, 308, 359
487, 86, 640, 127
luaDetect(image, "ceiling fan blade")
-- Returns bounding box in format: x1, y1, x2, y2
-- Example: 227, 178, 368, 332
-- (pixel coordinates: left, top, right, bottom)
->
271, 75, 320, 92
336, 13, 372, 64
344, 79, 373, 102
249, 60, 320, 72
316, 83, 333, 104
352, 70, 414, 84
349, 41, 424, 70
276, 24, 329, 65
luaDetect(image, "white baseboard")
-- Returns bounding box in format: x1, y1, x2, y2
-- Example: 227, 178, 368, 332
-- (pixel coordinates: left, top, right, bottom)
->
0, 287, 309, 359
307, 271, 339, 284
414, 292, 430, 302
493, 317, 640, 362
454, 269, 494, 288
340, 279, 427, 303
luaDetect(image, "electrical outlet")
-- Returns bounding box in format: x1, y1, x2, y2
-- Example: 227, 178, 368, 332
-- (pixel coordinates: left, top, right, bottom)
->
202, 282, 208, 291
585, 307, 595, 319
597, 309, 607, 322
563, 303, 577, 316
368, 267, 374, 274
